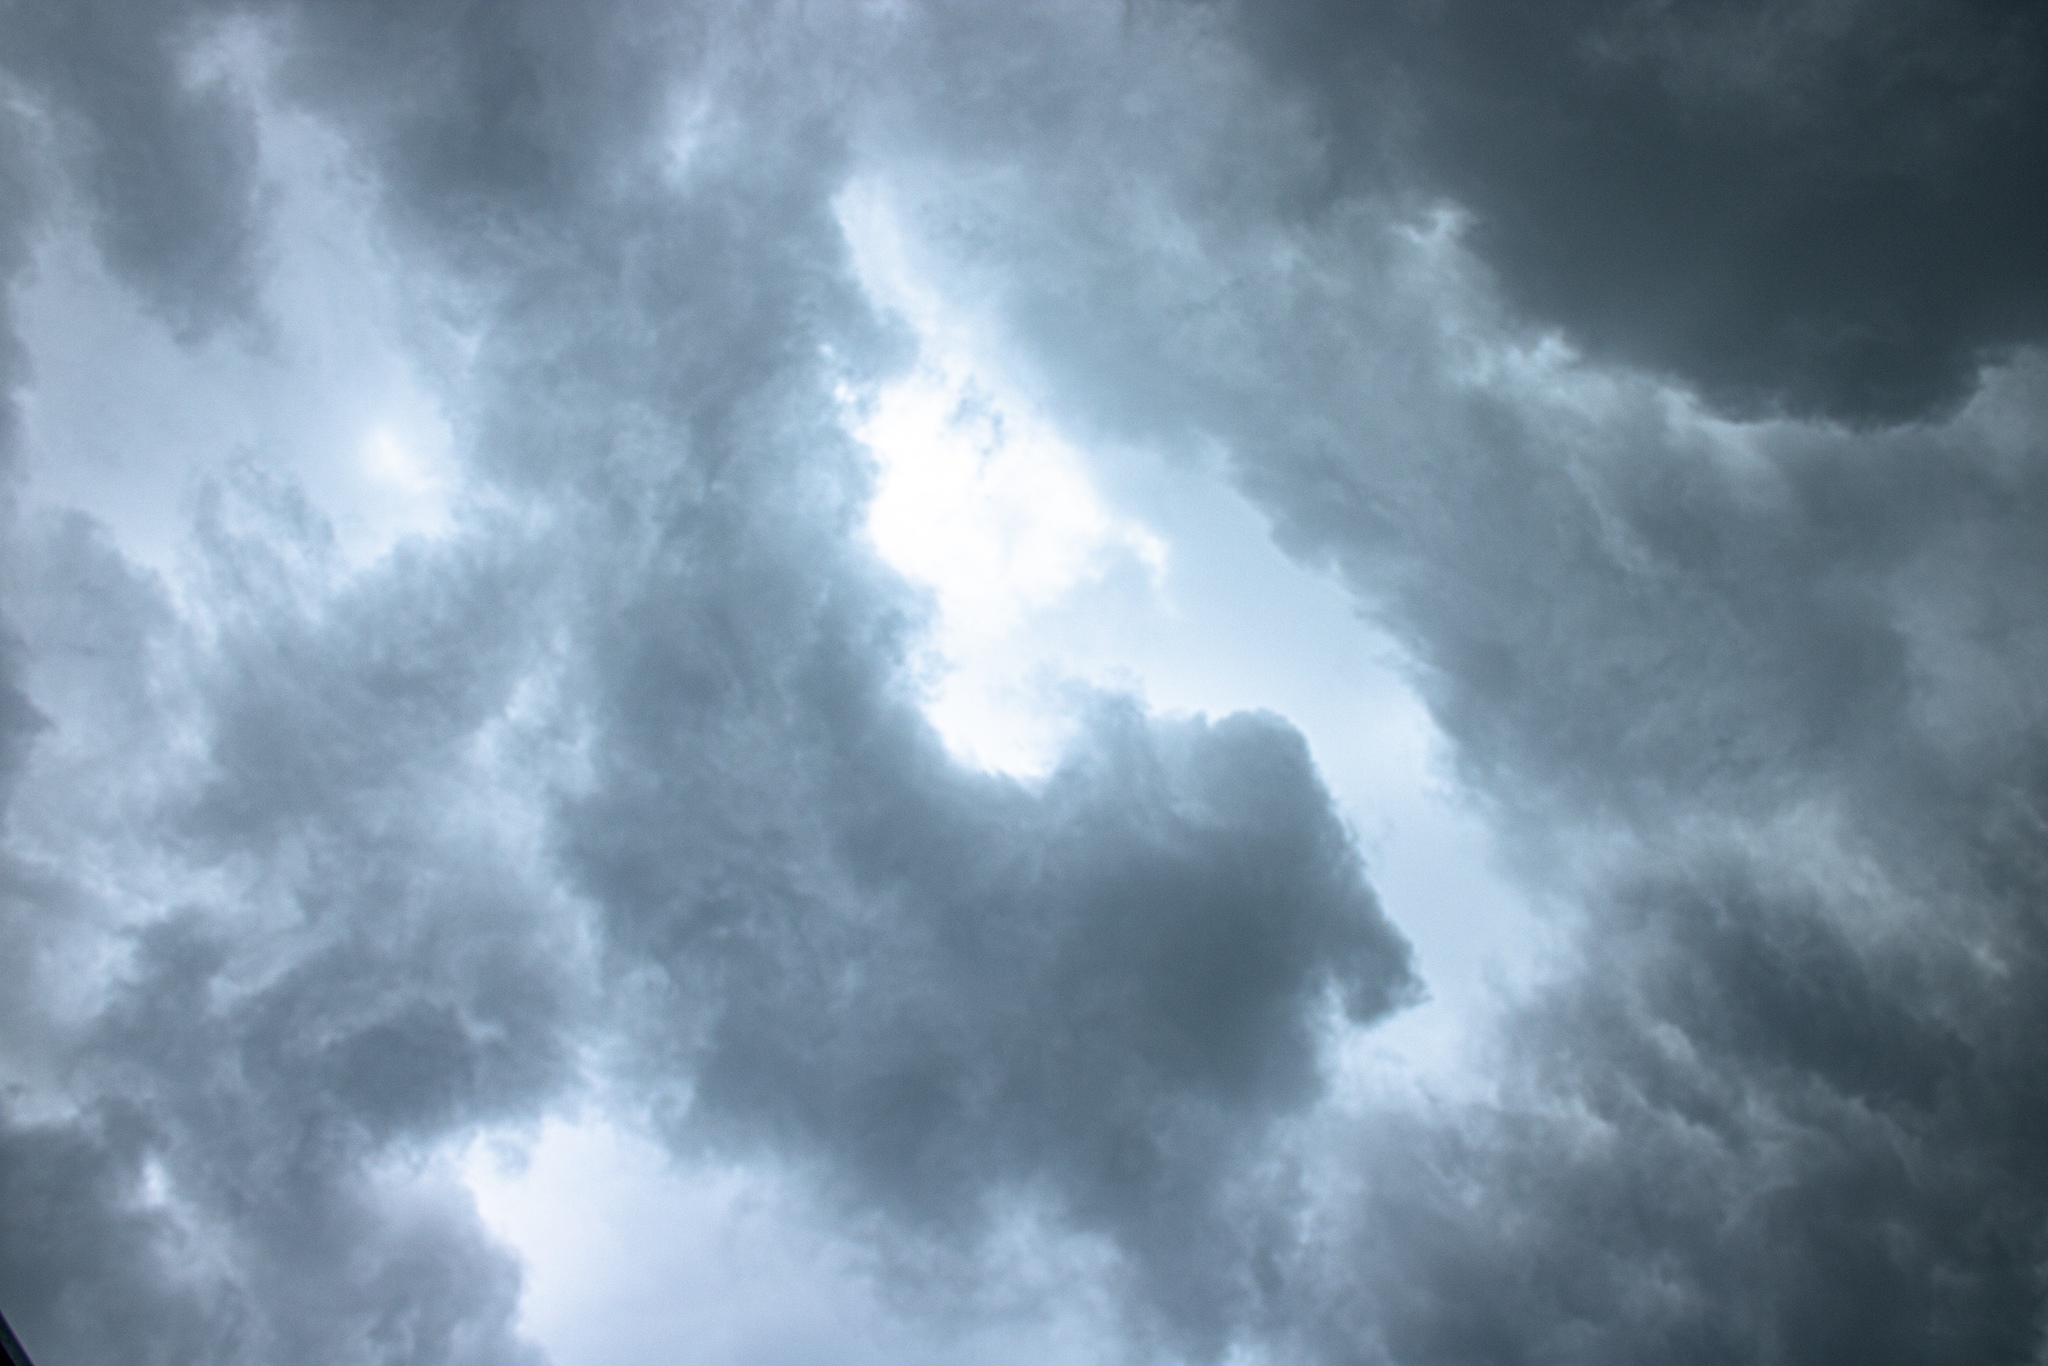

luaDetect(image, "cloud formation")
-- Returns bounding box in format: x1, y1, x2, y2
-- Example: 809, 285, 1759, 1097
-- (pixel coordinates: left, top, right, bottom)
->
1226, 0, 2048, 423
851, 5, 2048, 1359
1, 2, 2043, 1364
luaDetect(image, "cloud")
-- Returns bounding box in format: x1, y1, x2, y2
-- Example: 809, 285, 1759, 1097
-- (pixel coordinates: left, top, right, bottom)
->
1220, 0, 2048, 424
3, 1, 2043, 1362
2, 4, 1414, 1362
846, 2, 2048, 1357
0, 492, 575, 1365
575, 690, 1413, 1351
1307, 808, 2048, 1365
1, 0, 267, 339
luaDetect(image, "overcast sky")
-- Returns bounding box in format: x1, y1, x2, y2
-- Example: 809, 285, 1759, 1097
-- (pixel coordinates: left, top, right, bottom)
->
2, 2, 2044, 1363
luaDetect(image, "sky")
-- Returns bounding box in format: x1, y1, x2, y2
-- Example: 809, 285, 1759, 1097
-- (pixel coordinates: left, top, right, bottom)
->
0, 2, 2043, 1363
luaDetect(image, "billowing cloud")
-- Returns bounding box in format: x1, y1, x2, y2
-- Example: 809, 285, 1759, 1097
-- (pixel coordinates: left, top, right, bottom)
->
1222, 0, 2048, 424
4, 0, 267, 338
1, 2, 2042, 1364
847, 4, 2048, 1359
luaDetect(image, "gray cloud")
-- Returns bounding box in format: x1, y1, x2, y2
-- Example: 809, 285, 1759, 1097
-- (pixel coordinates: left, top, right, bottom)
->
0, 10, 582, 1342
1309, 795, 2048, 1365
2, 3, 1416, 1362
851, 3, 2048, 1358
578, 685, 1412, 1351
0, 492, 573, 1364
4, 0, 2043, 1362
1, 0, 267, 340
1218, 0, 2048, 424
0, 1103, 240, 1366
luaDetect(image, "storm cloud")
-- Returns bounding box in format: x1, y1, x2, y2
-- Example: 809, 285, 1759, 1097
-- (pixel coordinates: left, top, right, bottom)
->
1226, 0, 2048, 423
2, 2, 2043, 1364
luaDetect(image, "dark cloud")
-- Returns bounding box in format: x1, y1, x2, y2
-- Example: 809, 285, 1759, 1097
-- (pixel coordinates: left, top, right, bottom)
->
1, 0, 266, 339
0, 1102, 240, 1366
77, 911, 551, 1366
277, 7, 1413, 1340
273, 0, 697, 250
1278, 376, 2048, 1364
5, 0, 2044, 1362
578, 681, 1411, 1349
849, 3, 2048, 1356
2, 3, 1416, 1361
1222, 0, 2048, 423
1, 909, 551, 1366
0, 497, 574, 1364
0, 633, 39, 818
1312, 789, 2048, 1365
998, 229, 2048, 1359
411, 47, 1415, 1336
0, 6, 589, 1340
0, 1, 697, 1348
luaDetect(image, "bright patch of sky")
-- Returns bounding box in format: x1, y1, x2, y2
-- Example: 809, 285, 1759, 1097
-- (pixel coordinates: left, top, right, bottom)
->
462, 1116, 1127, 1366
836, 180, 1550, 1091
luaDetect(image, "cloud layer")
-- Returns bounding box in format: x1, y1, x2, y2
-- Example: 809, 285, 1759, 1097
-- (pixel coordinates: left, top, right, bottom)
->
2, 2, 2043, 1363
